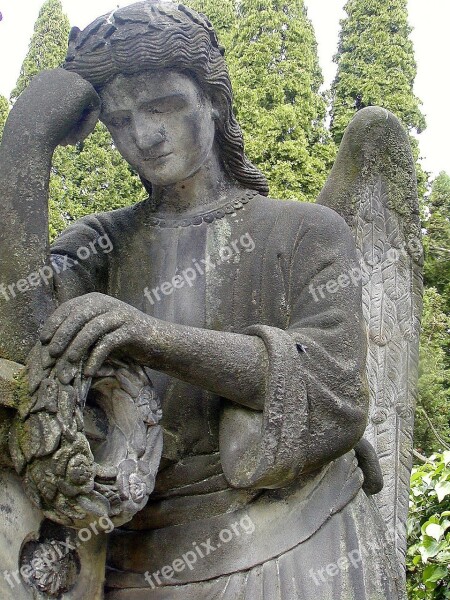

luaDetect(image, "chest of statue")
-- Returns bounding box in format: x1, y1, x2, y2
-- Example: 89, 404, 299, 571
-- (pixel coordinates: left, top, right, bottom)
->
104, 207, 284, 329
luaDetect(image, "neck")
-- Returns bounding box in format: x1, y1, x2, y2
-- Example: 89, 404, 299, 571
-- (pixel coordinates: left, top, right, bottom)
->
149, 152, 239, 215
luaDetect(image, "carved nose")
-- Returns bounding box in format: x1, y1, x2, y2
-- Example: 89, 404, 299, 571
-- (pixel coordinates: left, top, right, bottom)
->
135, 128, 165, 152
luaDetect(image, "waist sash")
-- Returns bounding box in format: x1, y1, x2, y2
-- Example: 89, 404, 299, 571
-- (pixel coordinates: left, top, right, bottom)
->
107, 451, 364, 589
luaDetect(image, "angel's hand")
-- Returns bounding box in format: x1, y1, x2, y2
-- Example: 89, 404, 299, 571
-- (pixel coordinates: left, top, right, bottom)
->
11, 68, 100, 148
40, 293, 156, 380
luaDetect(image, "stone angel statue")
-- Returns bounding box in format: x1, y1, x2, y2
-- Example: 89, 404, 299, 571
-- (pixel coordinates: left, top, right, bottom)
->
0, 2, 422, 599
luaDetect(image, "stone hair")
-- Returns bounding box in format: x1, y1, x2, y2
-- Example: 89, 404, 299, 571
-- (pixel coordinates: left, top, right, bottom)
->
64, 1, 269, 196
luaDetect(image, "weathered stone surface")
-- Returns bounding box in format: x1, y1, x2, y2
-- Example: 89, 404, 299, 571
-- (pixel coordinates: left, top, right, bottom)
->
0, 2, 422, 599
0, 357, 23, 408
0, 358, 23, 468
0, 469, 44, 599
319, 106, 423, 567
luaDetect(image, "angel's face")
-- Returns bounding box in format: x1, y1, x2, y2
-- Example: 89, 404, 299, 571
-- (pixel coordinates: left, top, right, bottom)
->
99, 70, 217, 187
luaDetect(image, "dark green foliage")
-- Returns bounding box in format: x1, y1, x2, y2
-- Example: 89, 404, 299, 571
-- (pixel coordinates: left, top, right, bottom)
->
49, 124, 146, 239
415, 288, 450, 455
0, 95, 9, 141
10, 0, 70, 102
331, 0, 425, 139
407, 452, 450, 599
415, 173, 450, 456
330, 0, 427, 196
423, 173, 450, 313
185, 0, 336, 202
184, 0, 234, 49
229, 0, 336, 201
10, 0, 145, 240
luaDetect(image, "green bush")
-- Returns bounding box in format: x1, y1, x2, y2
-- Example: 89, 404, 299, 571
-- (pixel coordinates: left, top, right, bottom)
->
407, 452, 450, 598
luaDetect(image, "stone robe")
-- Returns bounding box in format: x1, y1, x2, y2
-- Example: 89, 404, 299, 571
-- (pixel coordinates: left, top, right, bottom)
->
51, 194, 403, 599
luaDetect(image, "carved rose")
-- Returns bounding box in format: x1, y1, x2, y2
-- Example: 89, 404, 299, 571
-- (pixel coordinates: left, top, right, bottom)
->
138, 390, 163, 425
66, 454, 93, 486
116, 458, 150, 507
22, 539, 80, 597
128, 472, 147, 503
53, 434, 95, 497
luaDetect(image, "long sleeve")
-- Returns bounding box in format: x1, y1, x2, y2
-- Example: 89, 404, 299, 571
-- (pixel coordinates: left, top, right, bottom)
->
50, 214, 111, 303
219, 204, 368, 489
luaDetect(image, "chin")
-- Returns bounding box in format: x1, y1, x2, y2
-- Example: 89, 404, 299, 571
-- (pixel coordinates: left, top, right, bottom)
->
140, 167, 199, 188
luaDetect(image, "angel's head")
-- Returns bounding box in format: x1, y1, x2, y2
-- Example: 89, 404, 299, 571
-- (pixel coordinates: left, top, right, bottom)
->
64, 1, 268, 195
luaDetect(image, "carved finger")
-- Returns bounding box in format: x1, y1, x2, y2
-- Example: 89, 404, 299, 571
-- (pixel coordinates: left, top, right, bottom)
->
48, 304, 111, 358
65, 313, 125, 363
40, 301, 73, 344
84, 329, 127, 377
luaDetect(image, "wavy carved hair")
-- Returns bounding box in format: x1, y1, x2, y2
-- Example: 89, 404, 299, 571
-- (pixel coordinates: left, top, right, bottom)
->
64, 1, 269, 196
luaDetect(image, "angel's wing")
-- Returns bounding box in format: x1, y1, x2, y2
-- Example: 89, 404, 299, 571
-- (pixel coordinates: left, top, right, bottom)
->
318, 107, 423, 566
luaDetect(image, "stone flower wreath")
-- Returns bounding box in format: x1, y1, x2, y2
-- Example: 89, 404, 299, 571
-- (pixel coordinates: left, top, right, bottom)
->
9, 341, 163, 529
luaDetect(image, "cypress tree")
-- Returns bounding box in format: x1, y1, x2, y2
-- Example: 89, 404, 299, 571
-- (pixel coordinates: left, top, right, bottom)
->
184, 0, 235, 49
0, 95, 9, 142
188, 0, 335, 202
330, 0, 426, 193
418, 173, 450, 453
423, 172, 450, 312
229, 0, 335, 202
414, 287, 450, 454
11, 0, 144, 239
10, 0, 70, 102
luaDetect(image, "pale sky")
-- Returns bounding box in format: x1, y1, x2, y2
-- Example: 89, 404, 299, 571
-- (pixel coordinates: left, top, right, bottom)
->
0, 0, 449, 179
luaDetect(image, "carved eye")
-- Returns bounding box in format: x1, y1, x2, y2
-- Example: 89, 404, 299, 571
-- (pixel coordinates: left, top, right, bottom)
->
108, 114, 131, 128
146, 106, 165, 115
144, 96, 187, 115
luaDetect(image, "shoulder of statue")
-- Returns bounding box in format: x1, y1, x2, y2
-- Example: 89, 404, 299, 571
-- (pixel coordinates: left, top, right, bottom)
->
253, 196, 351, 239
52, 203, 142, 247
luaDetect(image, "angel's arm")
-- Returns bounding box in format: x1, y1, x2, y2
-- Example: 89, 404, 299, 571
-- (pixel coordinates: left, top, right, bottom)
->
0, 69, 99, 362
219, 204, 369, 488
